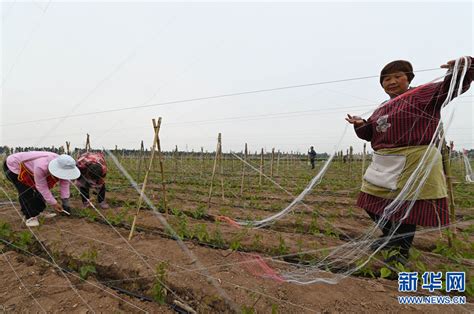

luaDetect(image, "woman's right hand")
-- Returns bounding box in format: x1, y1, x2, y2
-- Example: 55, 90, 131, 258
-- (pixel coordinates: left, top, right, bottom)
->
53, 202, 64, 213
345, 114, 365, 127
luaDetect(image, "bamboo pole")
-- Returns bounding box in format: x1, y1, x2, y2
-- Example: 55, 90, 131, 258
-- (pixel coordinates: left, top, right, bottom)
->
137, 140, 145, 182
153, 118, 168, 214
449, 141, 454, 163
361, 143, 366, 182
276, 150, 280, 177
219, 136, 225, 200
207, 133, 221, 210
85, 134, 91, 152
240, 143, 248, 196
128, 118, 162, 240
438, 128, 456, 246
65, 141, 71, 155
174, 145, 178, 179
208, 134, 220, 207
349, 146, 353, 177
442, 143, 457, 246
270, 148, 275, 178
259, 148, 264, 186
200, 147, 204, 178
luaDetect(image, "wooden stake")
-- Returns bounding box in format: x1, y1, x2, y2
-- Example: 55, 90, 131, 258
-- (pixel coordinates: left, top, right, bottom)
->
259, 148, 264, 186
200, 147, 204, 178
174, 145, 178, 179
349, 146, 353, 177
207, 133, 221, 210
361, 143, 366, 183
458, 150, 464, 173
137, 140, 145, 182
85, 134, 91, 152
438, 128, 456, 246
128, 118, 163, 240
442, 143, 457, 247
276, 150, 280, 177
219, 137, 225, 200
240, 143, 248, 196
153, 118, 168, 214
270, 148, 275, 178
65, 141, 71, 155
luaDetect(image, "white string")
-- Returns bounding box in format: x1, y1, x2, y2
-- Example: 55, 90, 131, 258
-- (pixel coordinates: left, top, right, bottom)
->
231, 124, 349, 228
462, 151, 473, 183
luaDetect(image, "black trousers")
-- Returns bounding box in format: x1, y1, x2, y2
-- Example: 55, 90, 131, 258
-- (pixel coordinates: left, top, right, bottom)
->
79, 182, 106, 204
368, 212, 416, 258
3, 161, 46, 219
310, 159, 315, 169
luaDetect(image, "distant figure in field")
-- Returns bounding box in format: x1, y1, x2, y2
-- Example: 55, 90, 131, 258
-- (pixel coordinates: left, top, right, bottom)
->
308, 146, 317, 169
346, 56, 473, 264
3, 152, 79, 226
76, 152, 109, 209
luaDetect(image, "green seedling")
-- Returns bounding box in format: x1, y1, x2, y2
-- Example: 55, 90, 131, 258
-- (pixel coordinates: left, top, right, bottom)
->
152, 262, 168, 305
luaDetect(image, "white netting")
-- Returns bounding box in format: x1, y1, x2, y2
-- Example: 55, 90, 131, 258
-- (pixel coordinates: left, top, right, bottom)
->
462, 150, 474, 183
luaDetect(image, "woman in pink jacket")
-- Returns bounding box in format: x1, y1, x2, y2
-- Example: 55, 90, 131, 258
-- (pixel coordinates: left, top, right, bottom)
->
3, 152, 80, 227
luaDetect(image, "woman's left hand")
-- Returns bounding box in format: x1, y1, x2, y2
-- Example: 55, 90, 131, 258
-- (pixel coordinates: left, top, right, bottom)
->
441, 60, 456, 69
441, 57, 472, 69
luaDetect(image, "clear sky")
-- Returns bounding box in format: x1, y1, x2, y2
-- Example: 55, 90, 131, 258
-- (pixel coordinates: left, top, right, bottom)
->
1, 1, 473, 154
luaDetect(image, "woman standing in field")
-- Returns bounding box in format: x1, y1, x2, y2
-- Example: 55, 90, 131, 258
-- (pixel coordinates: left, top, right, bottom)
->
346, 56, 473, 263
3, 152, 80, 227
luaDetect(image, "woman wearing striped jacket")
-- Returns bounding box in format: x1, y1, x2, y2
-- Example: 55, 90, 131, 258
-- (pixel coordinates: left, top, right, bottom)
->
346, 57, 473, 263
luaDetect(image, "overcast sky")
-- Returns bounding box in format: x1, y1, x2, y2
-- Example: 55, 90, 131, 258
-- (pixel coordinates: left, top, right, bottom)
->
1, 1, 473, 154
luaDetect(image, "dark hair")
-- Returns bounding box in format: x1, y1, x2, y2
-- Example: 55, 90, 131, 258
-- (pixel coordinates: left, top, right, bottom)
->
86, 163, 103, 181
380, 60, 415, 86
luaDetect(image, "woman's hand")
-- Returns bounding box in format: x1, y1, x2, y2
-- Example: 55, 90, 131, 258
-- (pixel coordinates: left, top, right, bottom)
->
53, 202, 64, 213
441, 57, 472, 69
345, 114, 365, 127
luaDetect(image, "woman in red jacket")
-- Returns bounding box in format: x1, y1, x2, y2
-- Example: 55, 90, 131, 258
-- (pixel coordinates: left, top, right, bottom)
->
346, 56, 473, 263
75, 152, 109, 209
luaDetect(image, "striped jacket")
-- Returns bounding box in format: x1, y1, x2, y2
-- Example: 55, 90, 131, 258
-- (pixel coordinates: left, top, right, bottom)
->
355, 58, 473, 226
